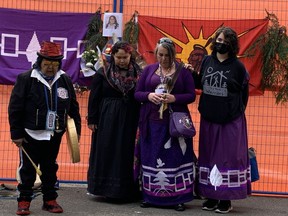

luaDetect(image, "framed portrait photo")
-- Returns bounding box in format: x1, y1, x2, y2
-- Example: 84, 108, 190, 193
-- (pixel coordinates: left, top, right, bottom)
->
103, 13, 123, 37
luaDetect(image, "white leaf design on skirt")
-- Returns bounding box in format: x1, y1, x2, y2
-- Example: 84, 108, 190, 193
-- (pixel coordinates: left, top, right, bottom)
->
164, 138, 171, 149
178, 137, 187, 155
209, 164, 223, 191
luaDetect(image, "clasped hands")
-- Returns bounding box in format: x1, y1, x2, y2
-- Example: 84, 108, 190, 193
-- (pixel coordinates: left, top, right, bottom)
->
148, 92, 175, 105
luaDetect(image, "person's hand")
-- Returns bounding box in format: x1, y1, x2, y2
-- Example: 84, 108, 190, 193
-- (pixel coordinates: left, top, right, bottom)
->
160, 93, 176, 103
12, 138, 25, 147
88, 124, 97, 132
183, 63, 194, 71
148, 93, 162, 105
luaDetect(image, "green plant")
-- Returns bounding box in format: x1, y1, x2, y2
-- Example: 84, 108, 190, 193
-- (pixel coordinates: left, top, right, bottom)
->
245, 10, 288, 104
85, 7, 108, 52
123, 11, 139, 47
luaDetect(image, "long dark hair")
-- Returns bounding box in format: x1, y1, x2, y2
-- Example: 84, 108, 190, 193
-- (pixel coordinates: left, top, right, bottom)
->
210, 26, 239, 57
106, 15, 119, 29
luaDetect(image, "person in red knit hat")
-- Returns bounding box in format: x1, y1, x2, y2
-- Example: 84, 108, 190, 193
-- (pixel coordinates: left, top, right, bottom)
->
8, 41, 81, 215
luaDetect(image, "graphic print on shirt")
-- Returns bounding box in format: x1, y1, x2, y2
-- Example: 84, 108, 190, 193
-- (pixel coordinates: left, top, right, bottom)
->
203, 66, 230, 97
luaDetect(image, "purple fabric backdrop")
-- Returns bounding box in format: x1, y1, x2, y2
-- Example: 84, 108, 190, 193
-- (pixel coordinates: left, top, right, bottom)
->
0, 8, 93, 86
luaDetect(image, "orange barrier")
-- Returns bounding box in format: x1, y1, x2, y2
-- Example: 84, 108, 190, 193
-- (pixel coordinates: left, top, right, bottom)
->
0, 0, 288, 25
0, 0, 288, 196
0, 84, 287, 196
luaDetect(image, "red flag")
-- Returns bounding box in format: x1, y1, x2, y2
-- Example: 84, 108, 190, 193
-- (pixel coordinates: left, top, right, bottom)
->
138, 16, 268, 95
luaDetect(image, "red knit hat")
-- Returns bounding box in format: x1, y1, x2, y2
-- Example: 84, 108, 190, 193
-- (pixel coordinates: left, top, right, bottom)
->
37, 41, 64, 60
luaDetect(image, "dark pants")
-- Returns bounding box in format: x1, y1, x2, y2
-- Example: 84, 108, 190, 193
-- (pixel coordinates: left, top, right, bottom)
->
17, 131, 64, 202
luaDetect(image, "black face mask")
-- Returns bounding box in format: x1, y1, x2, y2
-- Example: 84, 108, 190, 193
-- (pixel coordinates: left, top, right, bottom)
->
214, 42, 229, 54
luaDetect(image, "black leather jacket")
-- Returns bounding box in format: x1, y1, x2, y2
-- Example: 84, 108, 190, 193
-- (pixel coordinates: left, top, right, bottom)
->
8, 69, 81, 139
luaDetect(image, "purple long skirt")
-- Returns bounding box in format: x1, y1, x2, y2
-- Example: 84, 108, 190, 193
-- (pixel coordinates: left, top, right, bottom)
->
197, 114, 252, 200
139, 120, 195, 206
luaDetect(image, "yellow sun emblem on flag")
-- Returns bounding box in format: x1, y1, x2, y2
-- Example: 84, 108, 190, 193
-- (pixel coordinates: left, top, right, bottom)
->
150, 22, 252, 72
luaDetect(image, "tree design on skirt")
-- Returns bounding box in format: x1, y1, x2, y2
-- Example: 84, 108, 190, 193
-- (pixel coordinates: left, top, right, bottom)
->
153, 158, 173, 195
209, 164, 223, 191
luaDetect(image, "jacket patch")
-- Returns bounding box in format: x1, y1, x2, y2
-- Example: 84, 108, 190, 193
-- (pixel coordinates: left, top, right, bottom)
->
57, 87, 69, 99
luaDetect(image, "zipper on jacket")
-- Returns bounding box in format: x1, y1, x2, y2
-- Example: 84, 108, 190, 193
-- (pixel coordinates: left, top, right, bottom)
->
64, 109, 67, 125
50, 88, 53, 110
36, 109, 39, 126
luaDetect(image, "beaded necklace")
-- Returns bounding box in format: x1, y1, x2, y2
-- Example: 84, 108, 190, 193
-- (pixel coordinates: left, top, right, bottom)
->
159, 62, 175, 84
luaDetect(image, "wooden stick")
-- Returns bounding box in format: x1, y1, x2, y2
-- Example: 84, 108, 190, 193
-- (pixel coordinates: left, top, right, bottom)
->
20, 146, 42, 176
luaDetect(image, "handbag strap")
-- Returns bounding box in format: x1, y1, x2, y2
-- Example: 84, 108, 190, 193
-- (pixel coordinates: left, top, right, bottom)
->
168, 62, 183, 93
168, 62, 183, 113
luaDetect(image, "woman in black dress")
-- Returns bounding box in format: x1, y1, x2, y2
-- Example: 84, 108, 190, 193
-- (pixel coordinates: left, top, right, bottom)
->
87, 41, 142, 201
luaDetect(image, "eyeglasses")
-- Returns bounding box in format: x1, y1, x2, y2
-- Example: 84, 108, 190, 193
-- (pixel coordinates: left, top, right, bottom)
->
158, 38, 174, 46
42, 60, 60, 68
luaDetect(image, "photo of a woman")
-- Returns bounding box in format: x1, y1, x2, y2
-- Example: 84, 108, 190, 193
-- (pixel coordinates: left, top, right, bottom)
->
103, 13, 123, 37
105, 15, 119, 29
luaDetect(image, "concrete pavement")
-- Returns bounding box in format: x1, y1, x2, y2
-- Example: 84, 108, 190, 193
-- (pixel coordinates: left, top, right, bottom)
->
1, 184, 287, 216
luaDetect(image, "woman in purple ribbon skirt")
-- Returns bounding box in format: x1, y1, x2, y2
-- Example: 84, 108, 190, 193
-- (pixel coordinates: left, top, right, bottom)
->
134, 37, 196, 211
191, 26, 251, 214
